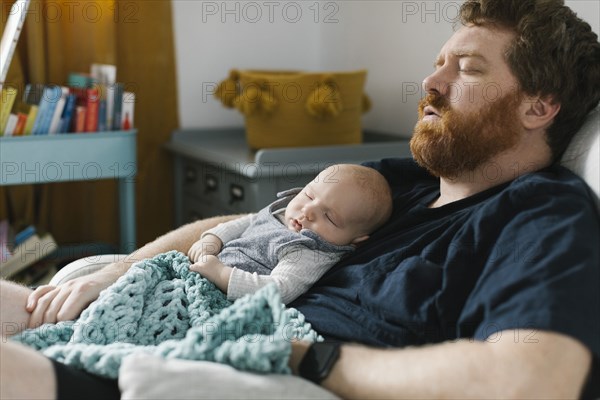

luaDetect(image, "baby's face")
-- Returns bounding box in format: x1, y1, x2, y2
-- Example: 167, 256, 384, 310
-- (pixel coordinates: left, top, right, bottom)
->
284, 168, 371, 246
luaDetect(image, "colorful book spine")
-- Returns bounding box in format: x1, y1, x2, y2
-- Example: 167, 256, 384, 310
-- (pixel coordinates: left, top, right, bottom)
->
3, 113, 18, 136
90, 64, 116, 129
30, 86, 56, 135
59, 94, 76, 133
39, 86, 62, 134
106, 84, 115, 130
74, 106, 86, 132
0, 233, 58, 279
0, 86, 18, 135
48, 86, 69, 134
121, 91, 135, 130
97, 98, 107, 131
13, 111, 28, 135
84, 88, 99, 132
14, 225, 35, 246
6, 64, 133, 135
68, 85, 87, 132
23, 105, 38, 135
112, 83, 124, 130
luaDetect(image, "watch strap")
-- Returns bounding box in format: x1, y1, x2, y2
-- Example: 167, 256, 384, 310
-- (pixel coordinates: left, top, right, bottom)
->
298, 341, 341, 384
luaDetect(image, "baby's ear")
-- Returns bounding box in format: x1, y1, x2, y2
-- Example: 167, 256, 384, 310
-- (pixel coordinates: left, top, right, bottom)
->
351, 235, 370, 245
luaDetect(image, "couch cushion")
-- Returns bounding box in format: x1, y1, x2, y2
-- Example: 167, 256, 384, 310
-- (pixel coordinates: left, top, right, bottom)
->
560, 105, 600, 210
119, 353, 339, 400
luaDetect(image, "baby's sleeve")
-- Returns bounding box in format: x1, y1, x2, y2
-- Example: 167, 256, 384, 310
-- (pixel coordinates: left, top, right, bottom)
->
227, 246, 341, 304
202, 214, 254, 243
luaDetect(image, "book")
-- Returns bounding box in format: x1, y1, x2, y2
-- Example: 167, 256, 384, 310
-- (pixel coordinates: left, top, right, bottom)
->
3, 113, 18, 136
14, 224, 36, 246
91, 64, 116, 129
106, 84, 116, 130
97, 97, 107, 131
112, 83, 124, 130
38, 86, 63, 134
11, 102, 31, 135
84, 87, 99, 132
10, 66, 131, 135
90, 64, 116, 86
121, 91, 135, 130
48, 86, 69, 134
58, 94, 76, 133
12, 111, 28, 135
23, 105, 38, 135
0, 86, 18, 134
74, 105, 86, 132
67, 72, 93, 89
0, 233, 58, 279
31, 85, 61, 135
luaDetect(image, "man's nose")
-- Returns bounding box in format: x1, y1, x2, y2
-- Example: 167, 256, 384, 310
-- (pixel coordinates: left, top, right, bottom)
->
422, 68, 450, 97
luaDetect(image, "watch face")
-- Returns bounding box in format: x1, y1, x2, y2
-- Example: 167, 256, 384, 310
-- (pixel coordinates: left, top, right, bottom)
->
299, 341, 341, 383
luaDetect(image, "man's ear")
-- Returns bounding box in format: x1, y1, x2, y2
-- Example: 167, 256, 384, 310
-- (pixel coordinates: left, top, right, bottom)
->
520, 95, 561, 131
351, 235, 370, 245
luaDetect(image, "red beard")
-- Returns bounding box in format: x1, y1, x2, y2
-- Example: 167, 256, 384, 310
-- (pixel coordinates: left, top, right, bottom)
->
410, 91, 523, 179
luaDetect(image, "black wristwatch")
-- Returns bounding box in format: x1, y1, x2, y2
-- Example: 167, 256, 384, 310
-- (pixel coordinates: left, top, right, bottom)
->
298, 341, 341, 384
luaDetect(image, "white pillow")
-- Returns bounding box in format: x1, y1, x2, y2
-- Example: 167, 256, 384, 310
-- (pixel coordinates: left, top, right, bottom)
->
49, 254, 127, 285
119, 353, 340, 400
560, 105, 600, 210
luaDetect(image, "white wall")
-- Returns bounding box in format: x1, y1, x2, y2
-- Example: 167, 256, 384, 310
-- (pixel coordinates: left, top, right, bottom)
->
317, 1, 456, 137
172, 0, 323, 129
173, 0, 600, 138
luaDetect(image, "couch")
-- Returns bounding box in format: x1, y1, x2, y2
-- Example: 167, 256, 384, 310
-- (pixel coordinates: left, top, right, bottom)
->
49, 105, 600, 399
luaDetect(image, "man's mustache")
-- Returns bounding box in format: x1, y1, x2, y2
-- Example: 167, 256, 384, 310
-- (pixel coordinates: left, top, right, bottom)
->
419, 93, 450, 113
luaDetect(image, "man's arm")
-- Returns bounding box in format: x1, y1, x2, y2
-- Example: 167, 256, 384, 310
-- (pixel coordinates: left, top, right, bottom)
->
26, 214, 244, 328
290, 330, 592, 399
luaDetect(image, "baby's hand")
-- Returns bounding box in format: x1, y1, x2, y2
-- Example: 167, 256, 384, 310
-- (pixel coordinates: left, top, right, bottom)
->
190, 255, 232, 293
188, 234, 223, 263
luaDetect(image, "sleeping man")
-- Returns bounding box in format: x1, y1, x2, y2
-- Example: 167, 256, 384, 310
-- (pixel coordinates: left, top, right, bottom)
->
1, 0, 599, 398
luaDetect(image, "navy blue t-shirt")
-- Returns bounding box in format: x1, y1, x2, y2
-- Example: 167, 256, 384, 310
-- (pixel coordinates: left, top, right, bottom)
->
291, 158, 600, 396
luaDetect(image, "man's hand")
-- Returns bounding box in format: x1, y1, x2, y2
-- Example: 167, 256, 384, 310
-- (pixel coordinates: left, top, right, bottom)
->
188, 234, 223, 263
25, 269, 119, 328
190, 255, 232, 293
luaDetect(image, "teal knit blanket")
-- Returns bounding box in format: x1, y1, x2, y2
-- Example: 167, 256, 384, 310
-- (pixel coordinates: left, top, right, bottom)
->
12, 251, 321, 379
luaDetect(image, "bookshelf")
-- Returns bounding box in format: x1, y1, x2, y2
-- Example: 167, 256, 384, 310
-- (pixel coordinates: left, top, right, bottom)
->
0, 130, 137, 252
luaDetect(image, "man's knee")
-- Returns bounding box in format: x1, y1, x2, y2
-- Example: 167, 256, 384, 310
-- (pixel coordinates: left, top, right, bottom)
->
2, 322, 27, 339
0, 341, 57, 399
0, 279, 33, 337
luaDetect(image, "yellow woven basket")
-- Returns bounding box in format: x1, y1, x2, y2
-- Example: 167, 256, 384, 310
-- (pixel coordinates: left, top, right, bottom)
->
214, 69, 371, 149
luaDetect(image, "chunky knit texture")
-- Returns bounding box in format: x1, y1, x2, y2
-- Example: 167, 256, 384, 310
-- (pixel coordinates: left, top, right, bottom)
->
12, 251, 321, 379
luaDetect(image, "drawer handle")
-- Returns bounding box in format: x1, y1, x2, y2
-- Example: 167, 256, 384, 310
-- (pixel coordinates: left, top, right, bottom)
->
229, 184, 244, 205
185, 167, 197, 183
205, 174, 218, 193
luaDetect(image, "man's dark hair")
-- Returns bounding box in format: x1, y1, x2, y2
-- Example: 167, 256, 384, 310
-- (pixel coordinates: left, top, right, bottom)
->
459, 0, 600, 162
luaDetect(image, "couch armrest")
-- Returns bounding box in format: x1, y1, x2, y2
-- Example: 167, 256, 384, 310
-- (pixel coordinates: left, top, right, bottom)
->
49, 254, 127, 286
